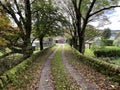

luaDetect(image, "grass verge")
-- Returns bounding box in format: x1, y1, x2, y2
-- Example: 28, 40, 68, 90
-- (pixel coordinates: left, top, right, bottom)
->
85, 49, 94, 57
51, 45, 80, 90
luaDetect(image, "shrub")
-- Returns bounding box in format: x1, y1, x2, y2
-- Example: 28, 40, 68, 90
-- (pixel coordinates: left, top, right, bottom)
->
94, 48, 120, 57
102, 39, 113, 46
72, 48, 120, 84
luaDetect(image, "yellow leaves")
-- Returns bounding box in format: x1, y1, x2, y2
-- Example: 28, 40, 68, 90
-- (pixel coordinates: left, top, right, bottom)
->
0, 37, 9, 46
0, 9, 19, 47
0, 14, 11, 27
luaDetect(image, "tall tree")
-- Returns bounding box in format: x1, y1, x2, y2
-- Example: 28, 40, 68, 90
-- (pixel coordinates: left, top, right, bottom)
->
70, 0, 120, 54
85, 25, 99, 41
33, 0, 66, 50
0, 5, 20, 58
102, 28, 111, 39
54, 0, 78, 48
0, 0, 32, 58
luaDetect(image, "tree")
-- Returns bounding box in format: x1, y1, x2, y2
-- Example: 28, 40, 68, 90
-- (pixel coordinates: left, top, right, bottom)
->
102, 28, 111, 39
0, 0, 33, 58
54, 0, 78, 48
0, 5, 20, 58
113, 37, 120, 46
115, 32, 120, 40
85, 25, 99, 41
113, 32, 120, 46
33, 0, 66, 50
70, 0, 120, 54
0, 8, 11, 47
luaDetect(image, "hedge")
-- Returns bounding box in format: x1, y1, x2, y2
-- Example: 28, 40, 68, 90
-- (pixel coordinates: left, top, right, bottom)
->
103, 39, 113, 46
94, 49, 120, 57
72, 48, 120, 84
0, 48, 50, 89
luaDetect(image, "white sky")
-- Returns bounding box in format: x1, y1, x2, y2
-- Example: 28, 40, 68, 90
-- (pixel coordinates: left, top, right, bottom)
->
90, 7, 120, 30
103, 7, 120, 30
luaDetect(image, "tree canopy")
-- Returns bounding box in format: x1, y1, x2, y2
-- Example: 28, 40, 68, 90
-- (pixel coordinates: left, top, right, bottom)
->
56, 0, 120, 53
0, 0, 33, 58
32, 0, 67, 50
102, 28, 111, 39
85, 25, 99, 41
0, 6, 19, 49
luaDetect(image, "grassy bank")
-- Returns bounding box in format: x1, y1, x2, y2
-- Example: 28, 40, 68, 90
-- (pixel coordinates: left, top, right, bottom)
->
0, 46, 56, 89
0, 53, 23, 76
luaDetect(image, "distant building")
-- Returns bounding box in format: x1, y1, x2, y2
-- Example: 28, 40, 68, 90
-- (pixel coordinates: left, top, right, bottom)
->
54, 36, 66, 44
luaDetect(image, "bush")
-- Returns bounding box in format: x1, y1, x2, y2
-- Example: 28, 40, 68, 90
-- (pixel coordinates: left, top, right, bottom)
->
102, 39, 113, 46
72, 48, 120, 84
94, 48, 120, 57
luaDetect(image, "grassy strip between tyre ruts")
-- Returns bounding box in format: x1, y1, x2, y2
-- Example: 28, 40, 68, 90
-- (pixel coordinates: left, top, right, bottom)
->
0, 45, 57, 90
51, 45, 80, 90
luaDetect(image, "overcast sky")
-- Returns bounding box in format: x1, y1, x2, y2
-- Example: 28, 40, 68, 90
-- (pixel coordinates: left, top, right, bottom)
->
91, 7, 120, 30
103, 7, 120, 30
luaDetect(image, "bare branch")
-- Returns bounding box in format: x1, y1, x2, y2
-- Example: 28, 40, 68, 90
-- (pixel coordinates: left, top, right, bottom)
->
90, 5, 120, 17
86, 0, 96, 19
14, 0, 25, 26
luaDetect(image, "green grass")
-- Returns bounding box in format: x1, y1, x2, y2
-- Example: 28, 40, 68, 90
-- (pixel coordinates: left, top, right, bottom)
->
51, 45, 79, 90
0, 52, 3, 56
85, 49, 94, 57
105, 46, 120, 49
85, 46, 120, 66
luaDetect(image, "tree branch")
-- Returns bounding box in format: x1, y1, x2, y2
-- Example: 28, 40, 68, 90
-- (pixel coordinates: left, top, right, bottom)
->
86, 0, 96, 19
31, 37, 37, 44
0, 1, 25, 37
90, 5, 120, 17
14, 0, 25, 26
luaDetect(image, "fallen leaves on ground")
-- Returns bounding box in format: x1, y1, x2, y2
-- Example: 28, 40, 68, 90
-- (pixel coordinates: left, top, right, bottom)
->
65, 49, 120, 90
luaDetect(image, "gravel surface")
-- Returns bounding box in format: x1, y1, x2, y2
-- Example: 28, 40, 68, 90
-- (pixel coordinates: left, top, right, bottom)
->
62, 45, 99, 90
37, 46, 59, 90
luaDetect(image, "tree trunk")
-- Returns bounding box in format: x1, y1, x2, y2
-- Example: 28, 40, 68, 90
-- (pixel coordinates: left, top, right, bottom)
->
39, 37, 43, 51
22, 38, 33, 59
72, 36, 77, 49
79, 33, 85, 54
22, 0, 32, 59
73, 29, 77, 49
76, 15, 82, 53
